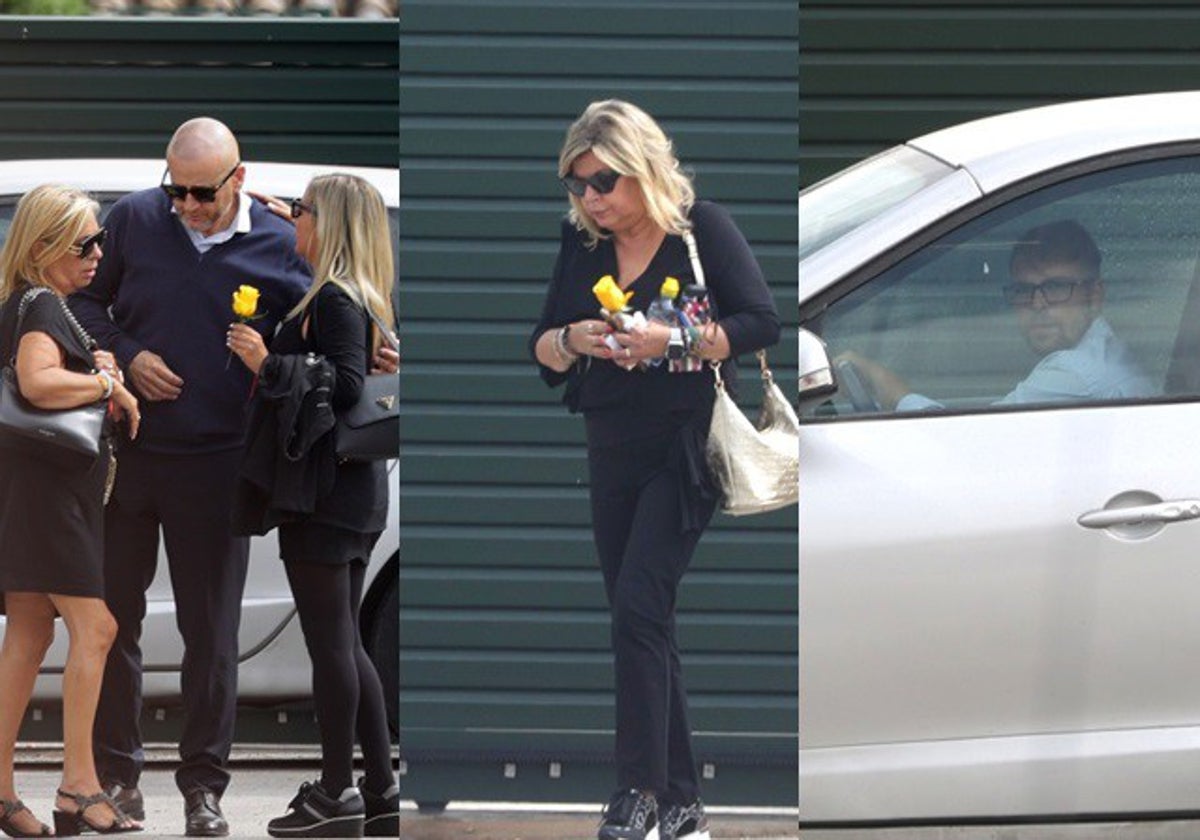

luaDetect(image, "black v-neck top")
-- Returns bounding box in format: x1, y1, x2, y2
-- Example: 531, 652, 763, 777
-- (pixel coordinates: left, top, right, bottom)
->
530, 200, 779, 444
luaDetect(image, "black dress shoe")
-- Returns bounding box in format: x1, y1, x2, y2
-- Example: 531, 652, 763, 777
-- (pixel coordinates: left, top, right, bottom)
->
184, 789, 228, 838
101, 783, 144, 823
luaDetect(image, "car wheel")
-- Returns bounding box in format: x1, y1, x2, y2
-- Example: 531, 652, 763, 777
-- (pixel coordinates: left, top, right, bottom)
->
365, 568, 398, 741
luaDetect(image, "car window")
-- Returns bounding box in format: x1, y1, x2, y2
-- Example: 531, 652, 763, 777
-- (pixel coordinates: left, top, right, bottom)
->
810, 154, 1200, 418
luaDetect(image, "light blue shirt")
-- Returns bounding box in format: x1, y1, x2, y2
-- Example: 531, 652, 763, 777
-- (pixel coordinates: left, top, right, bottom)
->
897, 317, 1155, 411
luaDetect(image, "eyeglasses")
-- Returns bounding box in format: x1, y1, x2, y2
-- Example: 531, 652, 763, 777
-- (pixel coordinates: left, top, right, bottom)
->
66, 228, 107, 259
290, 198, 316, 219
1002, 277, 1095, 307
160, 162, 240, 203
560, 169, 622, 198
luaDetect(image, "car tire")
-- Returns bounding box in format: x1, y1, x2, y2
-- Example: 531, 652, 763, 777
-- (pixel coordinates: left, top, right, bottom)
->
364, 569, 399, 741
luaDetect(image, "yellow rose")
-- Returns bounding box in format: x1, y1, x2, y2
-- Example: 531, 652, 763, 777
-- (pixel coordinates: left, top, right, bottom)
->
592, 275, 632, 313
660, 276, 680, 299
232, 285, 260, 319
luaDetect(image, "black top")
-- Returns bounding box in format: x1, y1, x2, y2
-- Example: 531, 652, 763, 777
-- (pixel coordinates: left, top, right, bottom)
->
529, 200, 780, 445
263, 283, 388, 534
69, 188, 312, 454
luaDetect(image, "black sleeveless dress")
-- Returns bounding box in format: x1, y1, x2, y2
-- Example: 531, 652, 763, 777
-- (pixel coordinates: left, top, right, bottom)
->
0, 285, 110, 604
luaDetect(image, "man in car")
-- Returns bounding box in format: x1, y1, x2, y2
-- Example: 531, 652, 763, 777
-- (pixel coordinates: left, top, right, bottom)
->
841, 218, 1154, 409
69, 117, 312, 837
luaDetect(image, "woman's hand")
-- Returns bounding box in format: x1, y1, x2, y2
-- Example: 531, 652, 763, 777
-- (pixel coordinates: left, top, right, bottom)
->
92, 349, 123, 384
372, 344, 400, 374
247, 191, 294, 224
227, 322, 269, 375
109, 381, 140, 440
610, 321, 670, 369
565, 318, 616, 360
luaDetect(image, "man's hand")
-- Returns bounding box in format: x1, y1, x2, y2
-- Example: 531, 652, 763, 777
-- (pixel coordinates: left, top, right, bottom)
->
128, 350, 184, 401
372, 344, 399, 374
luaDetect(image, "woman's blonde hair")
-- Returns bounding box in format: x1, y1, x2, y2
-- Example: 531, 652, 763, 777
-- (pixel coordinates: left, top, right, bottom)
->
287, 173, 396, 354
558, 99, 695, 248
0, 184, 99, 301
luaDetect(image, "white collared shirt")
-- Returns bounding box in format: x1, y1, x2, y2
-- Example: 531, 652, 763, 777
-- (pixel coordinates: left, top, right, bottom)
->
175, 191, 252, 253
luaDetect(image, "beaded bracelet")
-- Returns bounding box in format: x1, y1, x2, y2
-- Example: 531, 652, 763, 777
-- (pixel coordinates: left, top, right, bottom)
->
95, 369, 115, 400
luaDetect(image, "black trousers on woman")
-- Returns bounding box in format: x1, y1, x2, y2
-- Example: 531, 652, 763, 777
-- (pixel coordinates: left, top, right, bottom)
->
586, 418, 716, 805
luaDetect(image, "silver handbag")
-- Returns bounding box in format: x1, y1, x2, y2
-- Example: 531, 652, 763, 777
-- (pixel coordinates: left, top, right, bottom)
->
679, 228, 797, 515
705, 351, 799, 516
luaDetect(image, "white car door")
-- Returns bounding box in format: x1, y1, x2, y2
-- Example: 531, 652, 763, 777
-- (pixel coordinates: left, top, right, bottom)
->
801, 150, 1200, 821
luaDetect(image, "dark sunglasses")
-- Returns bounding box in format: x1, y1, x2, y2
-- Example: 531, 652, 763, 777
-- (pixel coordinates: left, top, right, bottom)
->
290, 198, 316, 219
160, 162, 240, 203
1002, 277, 1096, 308
66, 228, 107, 259
560, 169, 622, 198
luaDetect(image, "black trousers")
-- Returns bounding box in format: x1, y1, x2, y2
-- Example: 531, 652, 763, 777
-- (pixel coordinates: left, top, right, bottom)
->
587, 422, 715, 804
93, 447, 249, 797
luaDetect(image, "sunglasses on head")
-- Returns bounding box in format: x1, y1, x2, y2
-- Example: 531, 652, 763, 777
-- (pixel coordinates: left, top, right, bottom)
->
66, 228, 107, 259
290, 198, 316, 219
560, 168, 622, 198
160, 162, 240, 204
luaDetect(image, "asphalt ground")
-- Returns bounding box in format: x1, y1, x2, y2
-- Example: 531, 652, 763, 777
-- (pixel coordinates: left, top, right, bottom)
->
13, 746, 798, 839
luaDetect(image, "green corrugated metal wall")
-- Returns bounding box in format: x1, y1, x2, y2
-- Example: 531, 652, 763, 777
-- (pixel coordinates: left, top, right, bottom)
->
800, 0, 1200, 188
398, 0, 798, 808
0, 18, 397, 166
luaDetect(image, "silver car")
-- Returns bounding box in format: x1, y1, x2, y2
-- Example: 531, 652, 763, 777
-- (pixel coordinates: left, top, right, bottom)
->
799, 91, 1200, 822
0, 160, 399, 733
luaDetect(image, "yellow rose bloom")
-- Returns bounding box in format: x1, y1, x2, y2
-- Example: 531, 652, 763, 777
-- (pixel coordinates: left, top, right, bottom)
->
592, 275, 632, 313
232, 285, 261, 319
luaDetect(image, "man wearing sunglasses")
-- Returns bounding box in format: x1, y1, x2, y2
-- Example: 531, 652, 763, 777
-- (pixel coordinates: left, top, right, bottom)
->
839, 219, 1154, 411
69, 117, 313, 838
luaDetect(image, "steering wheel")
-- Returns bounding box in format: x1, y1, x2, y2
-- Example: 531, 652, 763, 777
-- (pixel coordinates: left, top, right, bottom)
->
834, 358, 882, 414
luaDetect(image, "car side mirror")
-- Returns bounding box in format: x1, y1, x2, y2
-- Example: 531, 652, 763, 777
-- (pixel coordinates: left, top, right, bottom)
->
798, 329, 836, 414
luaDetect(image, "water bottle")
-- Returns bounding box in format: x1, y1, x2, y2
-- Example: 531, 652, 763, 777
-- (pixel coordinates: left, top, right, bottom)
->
644, 276, 681, 367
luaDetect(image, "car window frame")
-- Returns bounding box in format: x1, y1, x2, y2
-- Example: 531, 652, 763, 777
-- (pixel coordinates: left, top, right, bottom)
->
800, 141, 1200, 424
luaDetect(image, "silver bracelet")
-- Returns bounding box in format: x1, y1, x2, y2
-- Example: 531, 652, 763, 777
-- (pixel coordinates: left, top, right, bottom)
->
554, 325, 579, 364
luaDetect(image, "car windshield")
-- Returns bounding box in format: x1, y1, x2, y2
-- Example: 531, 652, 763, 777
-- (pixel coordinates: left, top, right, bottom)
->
799, 145, 956, 261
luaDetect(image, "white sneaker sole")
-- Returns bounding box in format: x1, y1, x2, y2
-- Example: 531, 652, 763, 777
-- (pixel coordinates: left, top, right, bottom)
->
267, 813, 364, 837
676, 830, 710, 840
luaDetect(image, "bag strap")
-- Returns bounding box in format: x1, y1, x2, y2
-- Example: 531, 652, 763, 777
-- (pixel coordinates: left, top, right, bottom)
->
682, 228, 706, 290
685, 222, 775, 379
9, 287, 96, 366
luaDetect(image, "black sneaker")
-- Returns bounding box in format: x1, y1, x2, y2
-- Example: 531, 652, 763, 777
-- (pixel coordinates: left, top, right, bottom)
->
657, 799, 710, 840
267, 781, 364, 838
597, 789, 658, 840
356, 778, 399, 837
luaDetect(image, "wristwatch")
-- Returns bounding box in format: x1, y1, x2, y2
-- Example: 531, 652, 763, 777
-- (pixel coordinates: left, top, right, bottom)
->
666, 327, 686, 361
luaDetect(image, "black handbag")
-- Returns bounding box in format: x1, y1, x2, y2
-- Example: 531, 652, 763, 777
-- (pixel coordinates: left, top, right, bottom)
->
311, 287, 399, 462
0, 287, 105, 463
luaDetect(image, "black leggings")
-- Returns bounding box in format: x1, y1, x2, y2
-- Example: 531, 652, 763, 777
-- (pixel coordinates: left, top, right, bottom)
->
284, 560, 394, 794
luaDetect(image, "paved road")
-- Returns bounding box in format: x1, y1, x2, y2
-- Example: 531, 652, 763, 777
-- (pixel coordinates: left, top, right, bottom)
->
802, 824, 1200, 840
8, 763, 797, 839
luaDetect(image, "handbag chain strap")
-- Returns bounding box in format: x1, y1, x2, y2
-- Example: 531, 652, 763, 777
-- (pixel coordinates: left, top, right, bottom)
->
11, 287, 97, 367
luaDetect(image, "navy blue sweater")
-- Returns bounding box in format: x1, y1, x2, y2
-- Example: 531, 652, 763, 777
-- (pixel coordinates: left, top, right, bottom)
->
70, 188, 312, 454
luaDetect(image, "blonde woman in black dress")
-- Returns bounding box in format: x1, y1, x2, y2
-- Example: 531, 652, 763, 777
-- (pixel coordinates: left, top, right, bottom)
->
0, 185, 140, 836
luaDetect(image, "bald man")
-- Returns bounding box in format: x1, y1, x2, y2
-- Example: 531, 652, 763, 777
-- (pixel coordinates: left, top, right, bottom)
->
70, 118, 313, 837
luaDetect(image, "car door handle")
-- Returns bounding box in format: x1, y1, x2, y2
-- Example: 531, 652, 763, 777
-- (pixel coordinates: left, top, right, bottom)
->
1078, 499, 1200, 529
